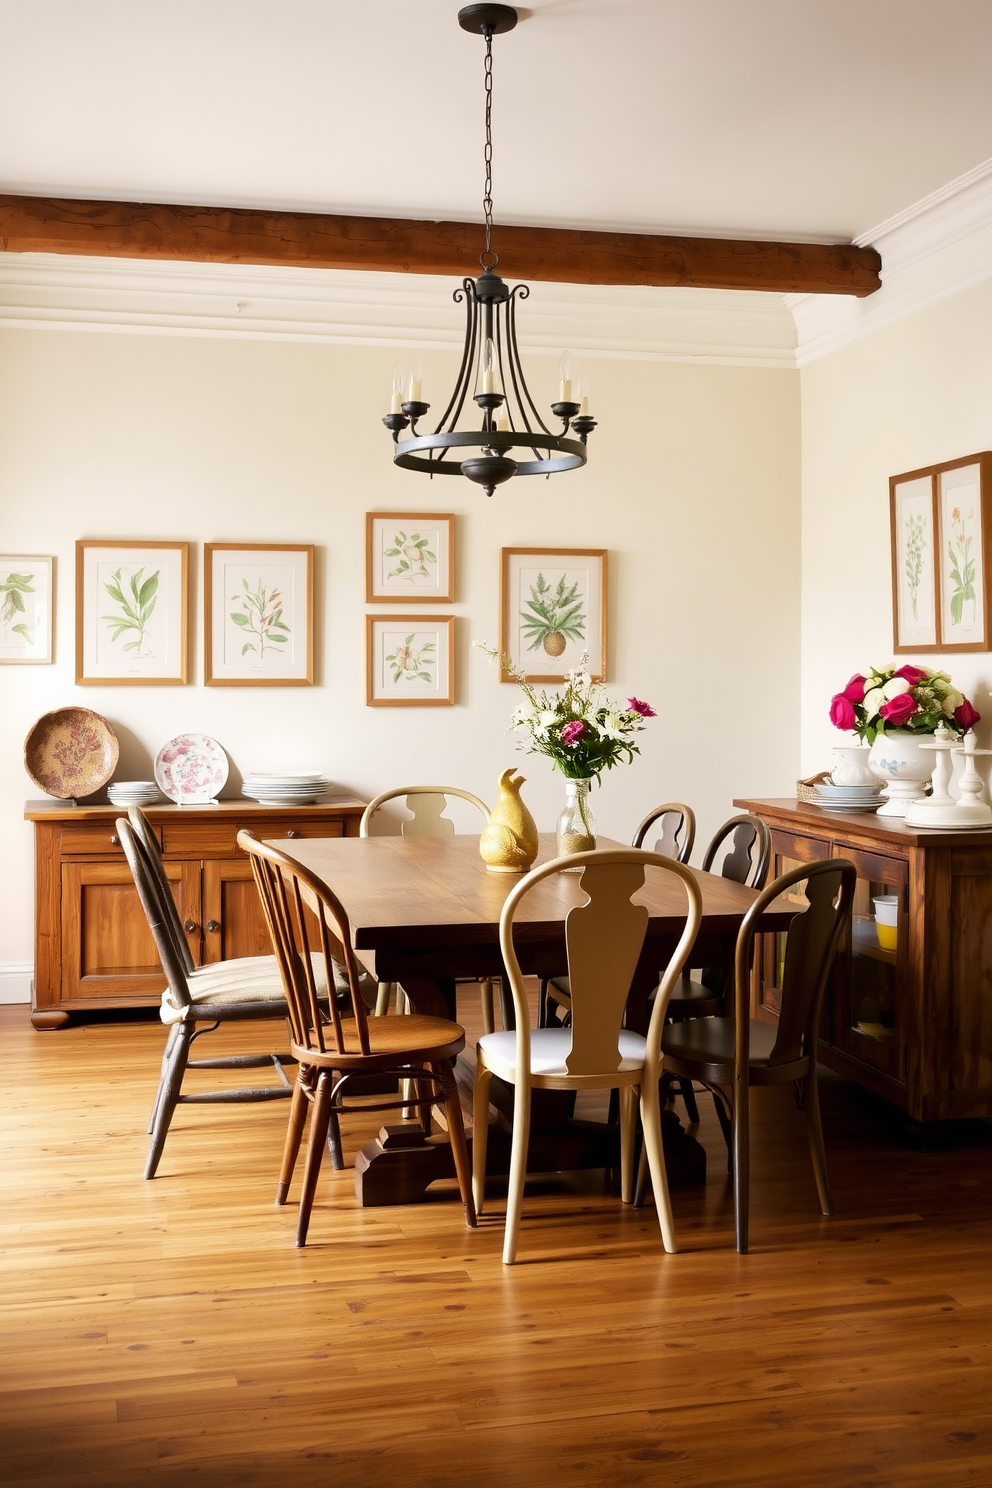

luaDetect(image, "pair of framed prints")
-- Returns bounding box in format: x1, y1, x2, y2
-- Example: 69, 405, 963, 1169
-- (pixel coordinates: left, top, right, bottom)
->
69, 541, 313, 686
890, 453, 992, 653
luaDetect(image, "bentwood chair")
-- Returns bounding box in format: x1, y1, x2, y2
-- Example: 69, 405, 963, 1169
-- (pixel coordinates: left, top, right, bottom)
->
660, 857, 856, 1252
360, 785, 498, 1033
240, 832, 476, 1245
473, 849, 702, 1264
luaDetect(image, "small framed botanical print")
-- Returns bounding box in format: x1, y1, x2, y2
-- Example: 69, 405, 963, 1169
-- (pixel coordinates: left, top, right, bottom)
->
0, 556, 54, 664
500, 547, 607, 682
366, 614, 455, 706
890, 474, 938, 652
205, 543, 314, 686
76, 541, 188, 684
366, 512, 454, 603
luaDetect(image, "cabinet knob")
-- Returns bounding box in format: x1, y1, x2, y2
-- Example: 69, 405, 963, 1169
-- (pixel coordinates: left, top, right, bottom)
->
110, 833, 119, 846
184, 919, 197, 934
206, 920, 221, 933
287, 829, 301, 839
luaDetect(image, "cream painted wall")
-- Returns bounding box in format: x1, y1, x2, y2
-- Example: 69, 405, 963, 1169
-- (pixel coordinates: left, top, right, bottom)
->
801, 280, 992, 781
0, 325, 801, 993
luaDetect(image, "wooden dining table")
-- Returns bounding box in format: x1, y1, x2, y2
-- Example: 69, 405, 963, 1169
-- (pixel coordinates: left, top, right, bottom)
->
270, 831, 797, 1206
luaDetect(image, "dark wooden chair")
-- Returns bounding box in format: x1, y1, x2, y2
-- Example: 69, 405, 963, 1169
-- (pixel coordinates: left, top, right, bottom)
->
117, 817, 297, 1180
659, 857, 857, 1252
240, 831, 476, 1245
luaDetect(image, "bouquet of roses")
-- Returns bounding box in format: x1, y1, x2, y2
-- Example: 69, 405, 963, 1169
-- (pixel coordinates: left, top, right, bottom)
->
830, 663, 980, 744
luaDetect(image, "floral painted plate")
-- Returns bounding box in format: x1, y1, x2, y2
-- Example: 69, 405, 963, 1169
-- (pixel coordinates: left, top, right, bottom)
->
154, 733, 229, 803
24, 707, 120, 799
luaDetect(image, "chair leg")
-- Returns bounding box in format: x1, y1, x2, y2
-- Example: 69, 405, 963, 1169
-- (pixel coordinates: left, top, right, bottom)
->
713, 1087, 733, 1169
503, 1072, 532, 1266
472, 1060, 493, 1217
632, 1139, 650, 1209
804, 1067, 833, 1217
677, 1077, 700, 1125
479, 980, 496, 1036
374, 980, 394, 1017
434, 1061, 477, 1228
639, 1075, 677, 1253
277, 1072, 310, 1204
296, 1069, 334, 1247
619, 1085, 638, 1204
145, 1021, 193, 1180
326, 1104, 345, 1171
147, 1022, 181, 1135
416, 1076, 433, 1136
732, 1080, 750, 1255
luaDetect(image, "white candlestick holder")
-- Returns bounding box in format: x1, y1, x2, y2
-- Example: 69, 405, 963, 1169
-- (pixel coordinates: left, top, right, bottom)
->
905, 728, 992, 829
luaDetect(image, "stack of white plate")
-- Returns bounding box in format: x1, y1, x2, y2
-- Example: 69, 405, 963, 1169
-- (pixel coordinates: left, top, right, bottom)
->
241, 771, 334, 806
108, 780, 162, 807
815, 781, 883, 813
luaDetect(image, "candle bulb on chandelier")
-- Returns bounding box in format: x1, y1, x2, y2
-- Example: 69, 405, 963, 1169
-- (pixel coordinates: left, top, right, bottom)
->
481, 338, 497, 394
559, 350, 575, 403
390, 364, 403, 415
496, 406, 510, 432
408, 353, 423, 404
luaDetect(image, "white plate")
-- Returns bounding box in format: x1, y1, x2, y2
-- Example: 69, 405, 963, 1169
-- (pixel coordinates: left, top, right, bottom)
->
155, 734, 229, 803
817, 803, 882, 813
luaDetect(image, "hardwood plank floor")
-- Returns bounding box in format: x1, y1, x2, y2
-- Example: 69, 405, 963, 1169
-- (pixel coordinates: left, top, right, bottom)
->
1, 1002, 990, 1488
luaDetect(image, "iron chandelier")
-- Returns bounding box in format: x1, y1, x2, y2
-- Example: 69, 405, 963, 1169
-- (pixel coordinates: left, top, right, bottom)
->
382, 3, 596, 497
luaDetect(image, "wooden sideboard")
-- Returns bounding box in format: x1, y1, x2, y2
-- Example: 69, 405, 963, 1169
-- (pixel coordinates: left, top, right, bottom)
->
736, 798, 992, 1130
25, 796, 366, 1029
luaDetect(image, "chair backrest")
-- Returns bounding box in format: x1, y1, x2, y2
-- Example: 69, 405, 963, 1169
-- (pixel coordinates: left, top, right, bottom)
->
359, 785, 489, 839
499, 849, 703, 1079
632, 802, 696, 864
701, 813, 771, 891
127, 804, 195, 974
117, 818, 192, 1011
239, 831, 371, 1056
735, 858, 856, 1070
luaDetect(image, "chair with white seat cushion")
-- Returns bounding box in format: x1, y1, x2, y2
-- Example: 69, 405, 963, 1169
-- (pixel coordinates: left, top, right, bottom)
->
473, 848, 702, 1265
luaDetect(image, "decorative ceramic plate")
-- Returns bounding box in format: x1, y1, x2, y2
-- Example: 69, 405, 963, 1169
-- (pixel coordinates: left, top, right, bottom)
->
24, 707, 120, 800
154, 733, 229, 803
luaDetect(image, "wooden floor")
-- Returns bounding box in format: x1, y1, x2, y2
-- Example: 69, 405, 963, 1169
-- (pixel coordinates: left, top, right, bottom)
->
2, 1000, 990, 1488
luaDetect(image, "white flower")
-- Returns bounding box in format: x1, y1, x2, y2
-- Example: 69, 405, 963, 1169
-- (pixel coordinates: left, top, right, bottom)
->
882, 677, 911, 700
942, 688, 964, 716
599, 711, 626, 742
863, 687, 884, 717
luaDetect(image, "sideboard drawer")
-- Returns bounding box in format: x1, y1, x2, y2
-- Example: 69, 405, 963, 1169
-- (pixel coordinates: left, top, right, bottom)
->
161, 817, 345, 858
61, 822, 134, 855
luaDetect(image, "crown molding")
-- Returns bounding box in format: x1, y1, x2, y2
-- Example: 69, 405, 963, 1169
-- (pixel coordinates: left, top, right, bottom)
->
788, 157, 992, 365
0, 253, 798, 367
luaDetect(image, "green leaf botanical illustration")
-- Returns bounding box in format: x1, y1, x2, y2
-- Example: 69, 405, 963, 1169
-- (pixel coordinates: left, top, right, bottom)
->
904, 513, 926, 621
229, 578, 291, 658
946, 506, 976, 628
0, 570, 35, 644
520, 571, 586, 657
102, 566, 159, 657
384, 529, 437, 584
385, 632, 436, 684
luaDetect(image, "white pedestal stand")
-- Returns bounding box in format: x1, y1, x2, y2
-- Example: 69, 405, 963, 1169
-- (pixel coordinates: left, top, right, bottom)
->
904, 729, 992, 830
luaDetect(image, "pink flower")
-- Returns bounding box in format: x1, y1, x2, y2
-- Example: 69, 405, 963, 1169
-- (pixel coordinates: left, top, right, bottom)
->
561, 720, 586, 745
842, 674, 867, 703
879, 692, 917, 727
955, 698, 981, 730
829, 693, 857, 731
894, 664, 928, 687
626, 697, 656, 718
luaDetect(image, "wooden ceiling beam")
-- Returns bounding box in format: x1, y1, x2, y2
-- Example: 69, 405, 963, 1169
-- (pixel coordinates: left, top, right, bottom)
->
0, 193, 881, 296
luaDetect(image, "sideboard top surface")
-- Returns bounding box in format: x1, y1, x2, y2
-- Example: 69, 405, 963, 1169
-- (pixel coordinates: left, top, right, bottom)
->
734, 797, 992, 849
25, 795, 367, 823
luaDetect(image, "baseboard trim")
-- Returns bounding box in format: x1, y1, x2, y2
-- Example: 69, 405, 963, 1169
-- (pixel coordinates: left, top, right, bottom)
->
0, 962, 33, 1004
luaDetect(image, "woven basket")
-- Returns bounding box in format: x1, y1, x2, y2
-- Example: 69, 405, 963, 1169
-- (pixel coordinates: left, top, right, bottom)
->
796, 770, 831, 804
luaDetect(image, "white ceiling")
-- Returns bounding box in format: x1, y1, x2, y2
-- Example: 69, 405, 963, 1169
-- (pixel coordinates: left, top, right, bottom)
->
1, 0, 991, 245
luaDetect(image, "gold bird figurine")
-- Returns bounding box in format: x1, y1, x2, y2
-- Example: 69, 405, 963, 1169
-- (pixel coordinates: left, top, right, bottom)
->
479, 768, 540, 874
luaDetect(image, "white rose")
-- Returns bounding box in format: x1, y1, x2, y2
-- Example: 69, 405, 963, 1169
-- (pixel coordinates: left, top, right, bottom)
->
942, 688, 964, 716
882, 677, 911, 700
863, 687, 884, 716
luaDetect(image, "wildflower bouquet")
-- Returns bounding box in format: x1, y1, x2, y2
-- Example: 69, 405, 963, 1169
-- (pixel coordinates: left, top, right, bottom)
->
829, 663, 980, 744
497, 656, 655, 780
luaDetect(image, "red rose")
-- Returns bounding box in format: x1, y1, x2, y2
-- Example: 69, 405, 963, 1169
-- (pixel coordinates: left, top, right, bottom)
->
879, 692, 917, 727
895, 664, 928, 686
842, 673, 867, 703
829, 693, 857, 730
955, 698, 981, 730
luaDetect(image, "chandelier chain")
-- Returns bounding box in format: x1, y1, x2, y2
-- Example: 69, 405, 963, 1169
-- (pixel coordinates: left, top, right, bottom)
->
482, 24, 495, 264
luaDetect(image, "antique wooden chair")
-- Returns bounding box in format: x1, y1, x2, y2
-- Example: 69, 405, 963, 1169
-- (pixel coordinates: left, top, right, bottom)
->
359, 785, 497, 1032
240, 832, 476, 1245
473, 848, 702, 1264
660, 857, 856, 1252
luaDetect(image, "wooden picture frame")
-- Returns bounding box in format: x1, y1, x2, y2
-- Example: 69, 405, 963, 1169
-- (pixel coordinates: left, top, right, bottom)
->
366, 614, 455, 706
890, 453, 992, 653
0, 555, 54, 664
76, 540, 188, 685
204, 543, 314, 686
365, 512, 455, 603
499, 547, 607, 682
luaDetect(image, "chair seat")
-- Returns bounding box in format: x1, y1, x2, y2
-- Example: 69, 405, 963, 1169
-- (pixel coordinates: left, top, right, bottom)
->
291, 1013, 466, 1070
478, 1026, 648, 1082
162, 954, 377, 1023
662, 1016, 780, 1069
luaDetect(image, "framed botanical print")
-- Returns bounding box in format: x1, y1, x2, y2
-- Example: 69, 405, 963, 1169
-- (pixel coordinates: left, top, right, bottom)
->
0, 555, 54, 663
890, 452, 992, 653
205, 543, 314, 685
365, 512, 454, 603
76, 541, 188, 684
499, 547, 607, 682
366, 614, 454, 706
